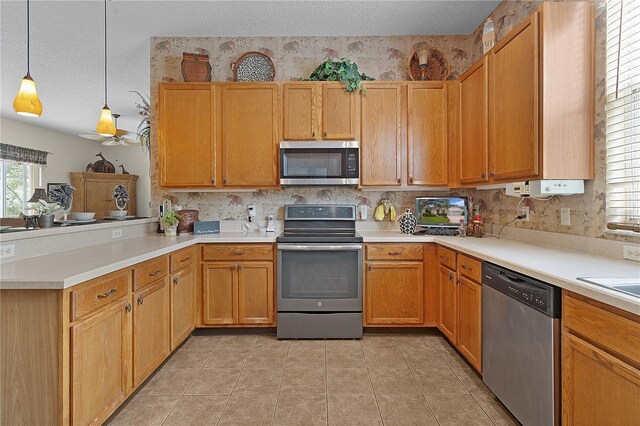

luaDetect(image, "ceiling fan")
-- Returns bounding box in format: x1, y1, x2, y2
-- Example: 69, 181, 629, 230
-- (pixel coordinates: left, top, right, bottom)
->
79, 114, 140, 146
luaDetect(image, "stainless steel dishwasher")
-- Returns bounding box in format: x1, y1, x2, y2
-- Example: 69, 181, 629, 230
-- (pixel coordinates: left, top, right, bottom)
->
482, 263, 561, 426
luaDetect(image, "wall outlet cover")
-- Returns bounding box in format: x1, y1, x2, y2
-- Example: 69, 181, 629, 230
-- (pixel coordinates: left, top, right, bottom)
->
623, 245, 640, 262
0, 244, 16, 259
112, 229, 122, 239
560, 208, 571, 226
520, 206, 530, 222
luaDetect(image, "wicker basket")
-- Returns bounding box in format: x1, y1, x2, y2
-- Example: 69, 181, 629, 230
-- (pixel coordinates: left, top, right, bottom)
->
181, 53, 212, 82
230, 51, 276, 82
408, 48, 450, 81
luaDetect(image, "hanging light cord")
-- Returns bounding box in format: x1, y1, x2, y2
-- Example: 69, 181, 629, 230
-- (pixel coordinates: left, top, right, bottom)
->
26, 0, 30, 75
103, 0, 108, 106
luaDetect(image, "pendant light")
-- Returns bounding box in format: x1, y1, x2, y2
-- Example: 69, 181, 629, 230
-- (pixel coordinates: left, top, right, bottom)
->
96, 0, 116, 136
13, 0, 43, 117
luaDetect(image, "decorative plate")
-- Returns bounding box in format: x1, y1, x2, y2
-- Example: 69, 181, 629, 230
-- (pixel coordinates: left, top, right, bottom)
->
231, 51, 276, 82
408, 48, 450, 81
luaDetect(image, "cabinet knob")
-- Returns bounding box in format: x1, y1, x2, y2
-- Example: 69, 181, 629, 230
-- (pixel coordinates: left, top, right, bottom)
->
137, 296, 144, 305
173, 276, 179, 285
397, 178, 401, 184
312, 131, 316, 138
480, 173, 486, 179
456, 278, 460, 285
367, 263, 372, 271
323, 132, 327, 138
223, 179, 227, 185
489, 171, 494, 178
125, 303, 132, 313
211, 179, 215, 185
409, 177, 414, 184
449, 273, 453, 281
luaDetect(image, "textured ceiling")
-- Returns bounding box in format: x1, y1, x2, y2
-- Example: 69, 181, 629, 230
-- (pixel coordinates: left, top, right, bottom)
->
0, 0, 498, 137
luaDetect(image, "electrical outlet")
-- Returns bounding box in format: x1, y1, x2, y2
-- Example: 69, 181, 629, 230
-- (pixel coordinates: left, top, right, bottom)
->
623, 245, 640, 262
560, 208, 571, 225
0, 244, 15, 259
520, 206, 530, 222
112, 229, 122, 239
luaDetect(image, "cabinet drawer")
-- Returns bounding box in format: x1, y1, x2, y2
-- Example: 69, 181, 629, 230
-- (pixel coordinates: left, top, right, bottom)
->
71, 270, 131, 321
563, 291, 640, 366
437, 246, 457, 270
366, 244, 423, 261
202, 244, 274, 261
133, 256, 169, 291
458, 254, 482, 283
170, 247, 195, 272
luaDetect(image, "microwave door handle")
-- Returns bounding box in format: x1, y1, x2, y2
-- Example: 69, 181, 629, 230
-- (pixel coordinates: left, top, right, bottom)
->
277, 244, 362, 251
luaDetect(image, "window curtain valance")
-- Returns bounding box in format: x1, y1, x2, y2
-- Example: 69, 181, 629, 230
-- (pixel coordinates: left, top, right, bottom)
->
0, 143, 48, 166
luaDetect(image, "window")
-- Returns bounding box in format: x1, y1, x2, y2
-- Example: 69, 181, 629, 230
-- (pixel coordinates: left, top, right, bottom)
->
0, 160, 42, 217
606, 0, 640, 232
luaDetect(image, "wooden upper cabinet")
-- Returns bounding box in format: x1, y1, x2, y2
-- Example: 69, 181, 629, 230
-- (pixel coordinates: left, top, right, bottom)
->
322, 85, 359, 140
237, 262, 274, 325
158, 84, 215, 188
71, 299, 131, 426
459, 58, 489, 185
132, 279, 170, 387
202, 262, 237, 325
365, 261, 424, 325
222, 84, 279, 188
283, 84, 318, 140
456, 275, 482, 372
489, 12, 539, 182
408, 83, 448, 186
361, 84, 403, 186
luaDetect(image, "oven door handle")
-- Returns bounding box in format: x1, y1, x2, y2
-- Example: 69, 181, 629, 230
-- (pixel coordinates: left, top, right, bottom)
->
277, 244, 363, 251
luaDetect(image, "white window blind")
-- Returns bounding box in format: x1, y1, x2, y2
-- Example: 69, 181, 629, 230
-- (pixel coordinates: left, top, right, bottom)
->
606, 0, 640, 232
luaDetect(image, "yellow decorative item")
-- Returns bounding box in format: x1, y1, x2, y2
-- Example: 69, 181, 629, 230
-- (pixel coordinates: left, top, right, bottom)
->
374, 198, 397, 221
13, 74, 42, 117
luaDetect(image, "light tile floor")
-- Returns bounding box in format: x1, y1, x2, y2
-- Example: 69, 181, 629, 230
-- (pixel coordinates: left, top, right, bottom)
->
106, 331, 520, 426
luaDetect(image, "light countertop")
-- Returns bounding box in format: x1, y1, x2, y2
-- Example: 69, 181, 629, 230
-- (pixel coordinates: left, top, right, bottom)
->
1, 230, 638, 315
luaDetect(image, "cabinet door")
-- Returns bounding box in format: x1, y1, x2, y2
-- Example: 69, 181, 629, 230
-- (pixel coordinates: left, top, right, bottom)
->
71, 299, 131, 426
83, 180, 118, 219
158, 84, 215, 188
133, 279, 170, 387
437, 265, 457, 343
322, 85, 359, 140
408, 83, 448, 186
237, 261, 274, 325
457, 276, 482, 372
202, 262, 237, 325
562, 332, 640, 425
365, 261, 424, 325
170, 265, 196, 349
222, 84, 278, 187
489, 12, 539, 181
283, 84, 318, 140
361, 84, 402, 186
459, 58, 489, 185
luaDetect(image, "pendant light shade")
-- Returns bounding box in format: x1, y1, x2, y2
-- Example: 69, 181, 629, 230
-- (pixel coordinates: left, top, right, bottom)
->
96, 0, 116, 136
13, 0, 42, 117
97, 105, 116, 136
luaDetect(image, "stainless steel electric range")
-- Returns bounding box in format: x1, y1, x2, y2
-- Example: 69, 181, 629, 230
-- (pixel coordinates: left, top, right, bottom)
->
276, 204, 363, 339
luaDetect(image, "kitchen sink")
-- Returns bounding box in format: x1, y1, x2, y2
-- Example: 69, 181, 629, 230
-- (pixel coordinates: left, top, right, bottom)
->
577, 277, 640, 298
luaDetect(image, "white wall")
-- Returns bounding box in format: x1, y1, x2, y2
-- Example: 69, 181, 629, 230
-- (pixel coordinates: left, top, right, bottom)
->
0, 117, 151, 216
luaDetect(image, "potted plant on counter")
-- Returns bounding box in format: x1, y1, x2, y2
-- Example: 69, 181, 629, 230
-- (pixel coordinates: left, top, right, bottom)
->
160, 210, 180, 237
33, 200, 64, 228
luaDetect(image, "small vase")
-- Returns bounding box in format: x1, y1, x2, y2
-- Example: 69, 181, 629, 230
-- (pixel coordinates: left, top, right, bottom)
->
38, 214, 55, 228
398, 208, 418, 235
164, 224, 178, 237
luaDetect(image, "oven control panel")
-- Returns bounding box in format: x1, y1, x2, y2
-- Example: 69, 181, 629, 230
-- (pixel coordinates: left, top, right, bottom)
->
285, 205, 356, 220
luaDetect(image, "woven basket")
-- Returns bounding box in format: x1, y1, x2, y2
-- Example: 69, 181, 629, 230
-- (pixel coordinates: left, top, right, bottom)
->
408, 48, 450, 81
230, 51, 276, 82
181, 53, 212, 82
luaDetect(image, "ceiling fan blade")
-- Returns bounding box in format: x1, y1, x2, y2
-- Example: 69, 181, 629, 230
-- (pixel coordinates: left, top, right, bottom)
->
79, 133, 106, 141
115, 129, 137, 138
100, 139, 120, 146
121, 138, 142, 146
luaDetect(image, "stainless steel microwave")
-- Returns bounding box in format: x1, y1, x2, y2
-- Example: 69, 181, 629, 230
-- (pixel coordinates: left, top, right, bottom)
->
279, 141, 359, 186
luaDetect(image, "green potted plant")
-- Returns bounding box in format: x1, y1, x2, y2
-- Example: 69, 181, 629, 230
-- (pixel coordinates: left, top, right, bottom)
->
307, 58, 374, 92
33, 200, 64, 228
160, 210, 180, 237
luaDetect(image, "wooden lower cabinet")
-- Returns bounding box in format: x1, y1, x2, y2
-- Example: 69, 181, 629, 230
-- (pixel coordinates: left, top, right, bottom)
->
237, 262, 274, 325
456, 276, 482, 371
71, 298, 131, 426
365, 261, 424, 325
132, 279, 170, 387
170, 265, 196, 349
202, 260, 275, 327
562, 291, 640, 425
437, 264, 457, 342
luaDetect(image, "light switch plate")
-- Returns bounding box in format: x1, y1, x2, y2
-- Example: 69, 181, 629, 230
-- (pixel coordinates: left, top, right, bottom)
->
623, 245, 640, 262
112, 229, 122, 239
560, 208, 571, 225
